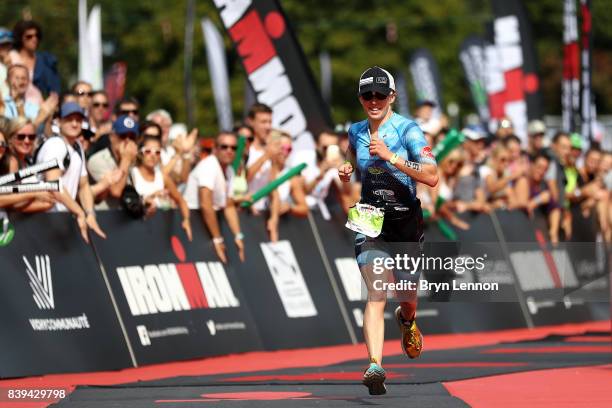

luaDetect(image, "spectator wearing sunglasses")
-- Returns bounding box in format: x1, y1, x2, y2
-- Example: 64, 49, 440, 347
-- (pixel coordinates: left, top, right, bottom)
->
115, 97, 140, 122
429, 148, 472, 230
480, 144, 521, 209
146, 109, 197, 187
7, 117, 38, 173
87, 115, 138, 209
37, 102, 105, 242
267, 131, 308, 241
86, 97, 140, 158
0, 116, 54, 212
514, 153, 562, 242
89, 90, 112, 140
183, 132, 245, 264
131, 135, 192, 241
9, 20, 60, 99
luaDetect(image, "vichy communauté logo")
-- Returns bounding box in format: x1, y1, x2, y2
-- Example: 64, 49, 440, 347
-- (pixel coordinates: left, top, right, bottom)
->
23, 255, 54, 310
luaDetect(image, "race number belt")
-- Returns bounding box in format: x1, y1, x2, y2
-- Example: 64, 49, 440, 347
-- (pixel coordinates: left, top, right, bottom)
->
345, 203, 384, 238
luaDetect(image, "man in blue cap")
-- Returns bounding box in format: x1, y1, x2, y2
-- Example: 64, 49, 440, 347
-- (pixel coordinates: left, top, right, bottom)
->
36, 102, 106, 243
87, 114, 138, 209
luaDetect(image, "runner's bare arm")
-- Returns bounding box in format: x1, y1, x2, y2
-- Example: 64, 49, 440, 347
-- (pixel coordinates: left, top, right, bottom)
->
392, 160, 438, 187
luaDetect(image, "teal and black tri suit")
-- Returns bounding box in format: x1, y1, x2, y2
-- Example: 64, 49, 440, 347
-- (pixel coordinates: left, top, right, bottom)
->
348, 112, 436, 286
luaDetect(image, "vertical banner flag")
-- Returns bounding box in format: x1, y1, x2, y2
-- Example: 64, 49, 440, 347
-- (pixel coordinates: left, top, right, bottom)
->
243, 77, 257, 119
562, 0, 580, 133
78, 0, 103, 89
409, 48, 444, 118
459, 35, 490, 125
394, 71, 410, 119
580, 0, 594, 141
489, 0, 543, 143
104, 62, 127, 114
184, 0, 196, 128
319, 50, 332, 107
202, 18, 234, 131
483, 23, 505, 134
212, 0, 334, 166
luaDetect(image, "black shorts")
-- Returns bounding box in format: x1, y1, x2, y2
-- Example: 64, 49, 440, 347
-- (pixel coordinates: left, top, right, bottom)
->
354, 204, 424, 300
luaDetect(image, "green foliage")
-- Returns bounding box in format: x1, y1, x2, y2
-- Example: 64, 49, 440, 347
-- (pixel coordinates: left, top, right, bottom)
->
1, 0, 611, 134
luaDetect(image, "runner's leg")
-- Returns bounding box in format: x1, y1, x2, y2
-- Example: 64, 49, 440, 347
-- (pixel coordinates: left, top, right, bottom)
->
355, 233, 391, 364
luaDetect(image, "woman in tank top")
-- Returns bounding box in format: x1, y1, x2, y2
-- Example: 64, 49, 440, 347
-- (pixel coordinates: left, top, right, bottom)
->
131, 135, 192, 241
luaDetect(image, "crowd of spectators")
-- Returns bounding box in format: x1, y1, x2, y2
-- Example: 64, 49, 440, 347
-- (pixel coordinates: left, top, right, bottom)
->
417, 112, 611, 245
0, 19, 610, 264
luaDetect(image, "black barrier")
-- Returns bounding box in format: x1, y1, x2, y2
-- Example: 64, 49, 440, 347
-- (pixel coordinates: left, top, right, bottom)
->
0, 207, 608, 378
426, 212, 528, 332
221, 212, 353, 349
494, 210, 595, 326
568, 206, 610, 297
91, 210, 263, 366
0, 212, 132, 378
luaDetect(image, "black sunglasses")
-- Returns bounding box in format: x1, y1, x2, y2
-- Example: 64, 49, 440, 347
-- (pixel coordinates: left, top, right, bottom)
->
16, 133, 37, 141
77, 90, 94, 96
119, 133, 138, 141
361, 92, 389, 101
120, 109, 139, 115
24, 33, 40, 40
218, 144, 238, 151
92, 102, 109, 108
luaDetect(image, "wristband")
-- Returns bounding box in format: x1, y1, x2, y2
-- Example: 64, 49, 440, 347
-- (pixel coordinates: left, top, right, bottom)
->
389, 153, 399, 165
235, 232, 245, 241
212, 236, 224, 244
85, 209, 96, 217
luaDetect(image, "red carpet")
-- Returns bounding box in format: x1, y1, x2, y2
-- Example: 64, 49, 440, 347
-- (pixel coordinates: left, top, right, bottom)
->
0, 320, 609, 408
1, 320, 606, 389
444, 364, 612, 408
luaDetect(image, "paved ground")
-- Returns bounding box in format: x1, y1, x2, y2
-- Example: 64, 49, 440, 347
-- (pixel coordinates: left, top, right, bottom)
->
47, 323, 610, 408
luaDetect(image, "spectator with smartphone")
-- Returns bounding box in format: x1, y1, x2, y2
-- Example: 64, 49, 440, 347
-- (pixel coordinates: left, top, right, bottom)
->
267, 131, 308, 241
304, 131, 345, 215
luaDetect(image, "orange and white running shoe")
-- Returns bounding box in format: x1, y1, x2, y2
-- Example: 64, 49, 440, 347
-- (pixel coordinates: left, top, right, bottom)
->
395, 306, 423, 358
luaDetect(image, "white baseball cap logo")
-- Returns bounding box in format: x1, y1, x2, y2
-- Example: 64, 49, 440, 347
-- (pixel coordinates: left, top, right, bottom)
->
124, 117, 135, 129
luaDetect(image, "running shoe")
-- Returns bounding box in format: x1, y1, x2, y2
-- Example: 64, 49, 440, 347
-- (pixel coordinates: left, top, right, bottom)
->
362, 360, 386, 395
395, 306, 423, 358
